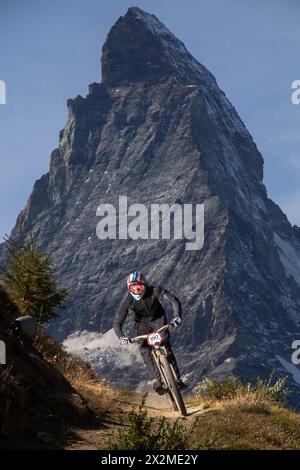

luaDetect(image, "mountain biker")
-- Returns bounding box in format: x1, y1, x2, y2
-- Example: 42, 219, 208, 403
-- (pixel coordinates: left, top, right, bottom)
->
113, 271, 187, 393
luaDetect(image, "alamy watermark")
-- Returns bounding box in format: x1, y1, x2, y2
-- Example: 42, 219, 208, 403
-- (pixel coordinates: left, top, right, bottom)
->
0, 340, 6, 364
96, 196, 204, 251
291, 80, 300, 105
291, 340, 300, 365
0, 80, 6, 104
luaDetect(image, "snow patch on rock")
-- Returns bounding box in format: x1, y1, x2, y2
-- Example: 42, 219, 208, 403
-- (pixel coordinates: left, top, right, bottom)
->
274, 232, 300, 286
276, 355, 300, 386
63, 328, 144, 378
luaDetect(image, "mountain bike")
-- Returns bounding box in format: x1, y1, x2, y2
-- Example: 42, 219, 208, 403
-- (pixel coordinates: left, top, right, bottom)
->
130, 324, 187, 417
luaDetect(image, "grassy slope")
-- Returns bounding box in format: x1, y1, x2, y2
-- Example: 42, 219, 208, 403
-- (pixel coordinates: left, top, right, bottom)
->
0, 284, 115, 448
185, 396, 300, 450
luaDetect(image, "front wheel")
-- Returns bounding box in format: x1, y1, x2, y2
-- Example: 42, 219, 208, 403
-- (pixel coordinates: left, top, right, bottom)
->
159, 355, 187, 417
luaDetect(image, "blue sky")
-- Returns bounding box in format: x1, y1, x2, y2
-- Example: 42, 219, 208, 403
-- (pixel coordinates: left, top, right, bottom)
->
0, 0, 299, 241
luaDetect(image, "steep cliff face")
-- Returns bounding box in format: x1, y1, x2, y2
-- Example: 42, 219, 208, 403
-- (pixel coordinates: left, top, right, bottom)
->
1, 7, 300, 394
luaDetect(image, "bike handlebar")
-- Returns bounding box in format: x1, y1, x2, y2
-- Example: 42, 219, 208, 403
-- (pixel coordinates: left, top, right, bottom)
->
130, 324, 169, 343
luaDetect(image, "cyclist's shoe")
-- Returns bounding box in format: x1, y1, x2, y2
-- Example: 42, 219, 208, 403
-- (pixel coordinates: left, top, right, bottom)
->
176, 379, 187, 391
152, 378, 164, 394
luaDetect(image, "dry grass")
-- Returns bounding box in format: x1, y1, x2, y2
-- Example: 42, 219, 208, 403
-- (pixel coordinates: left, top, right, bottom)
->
186, 377, 300, 450
193, 373, 290, 407
72, 380, 120, 414
191, 401, 300, 450
0, 283, 119, 446
34, 332, 119, 413
0, 328, 119, 446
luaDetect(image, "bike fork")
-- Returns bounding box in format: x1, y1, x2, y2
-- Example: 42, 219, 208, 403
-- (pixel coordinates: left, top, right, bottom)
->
152, 350, 167, 389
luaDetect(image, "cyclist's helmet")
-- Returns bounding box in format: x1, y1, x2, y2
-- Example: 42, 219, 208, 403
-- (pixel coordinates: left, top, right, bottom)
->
127, 271, 147, 301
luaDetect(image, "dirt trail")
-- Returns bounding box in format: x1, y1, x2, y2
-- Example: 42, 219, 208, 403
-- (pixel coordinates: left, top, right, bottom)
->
64, 391, 213, 450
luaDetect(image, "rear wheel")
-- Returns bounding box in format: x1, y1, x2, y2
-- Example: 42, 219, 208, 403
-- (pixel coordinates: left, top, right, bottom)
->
159, 355, 187, 417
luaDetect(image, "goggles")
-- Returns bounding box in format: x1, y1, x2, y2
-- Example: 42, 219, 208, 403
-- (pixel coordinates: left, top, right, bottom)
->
128, 281, 146, 290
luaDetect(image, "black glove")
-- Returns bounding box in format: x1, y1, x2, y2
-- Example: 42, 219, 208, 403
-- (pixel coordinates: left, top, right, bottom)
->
120, 336, 131, 346
170, 316, 182, 329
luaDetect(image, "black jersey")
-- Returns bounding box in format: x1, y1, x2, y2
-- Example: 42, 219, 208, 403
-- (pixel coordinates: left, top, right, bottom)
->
113, 285, 182, 338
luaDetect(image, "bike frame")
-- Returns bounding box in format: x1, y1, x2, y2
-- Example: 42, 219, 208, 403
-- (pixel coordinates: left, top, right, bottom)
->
130, 325, 170, 385
130, 324, 187, 415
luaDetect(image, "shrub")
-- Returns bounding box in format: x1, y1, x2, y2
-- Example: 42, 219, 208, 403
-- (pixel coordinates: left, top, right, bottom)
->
108, 394, 198, 450
193, 377, 244, 401
254, 371, 290, 405
193, 371, 290, 406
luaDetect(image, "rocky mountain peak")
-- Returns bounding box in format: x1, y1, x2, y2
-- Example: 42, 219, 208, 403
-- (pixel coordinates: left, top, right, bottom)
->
101, 6, 215, 86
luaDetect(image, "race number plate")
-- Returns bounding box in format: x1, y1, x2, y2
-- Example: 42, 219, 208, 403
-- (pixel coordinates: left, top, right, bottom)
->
147, 331, 163, 346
